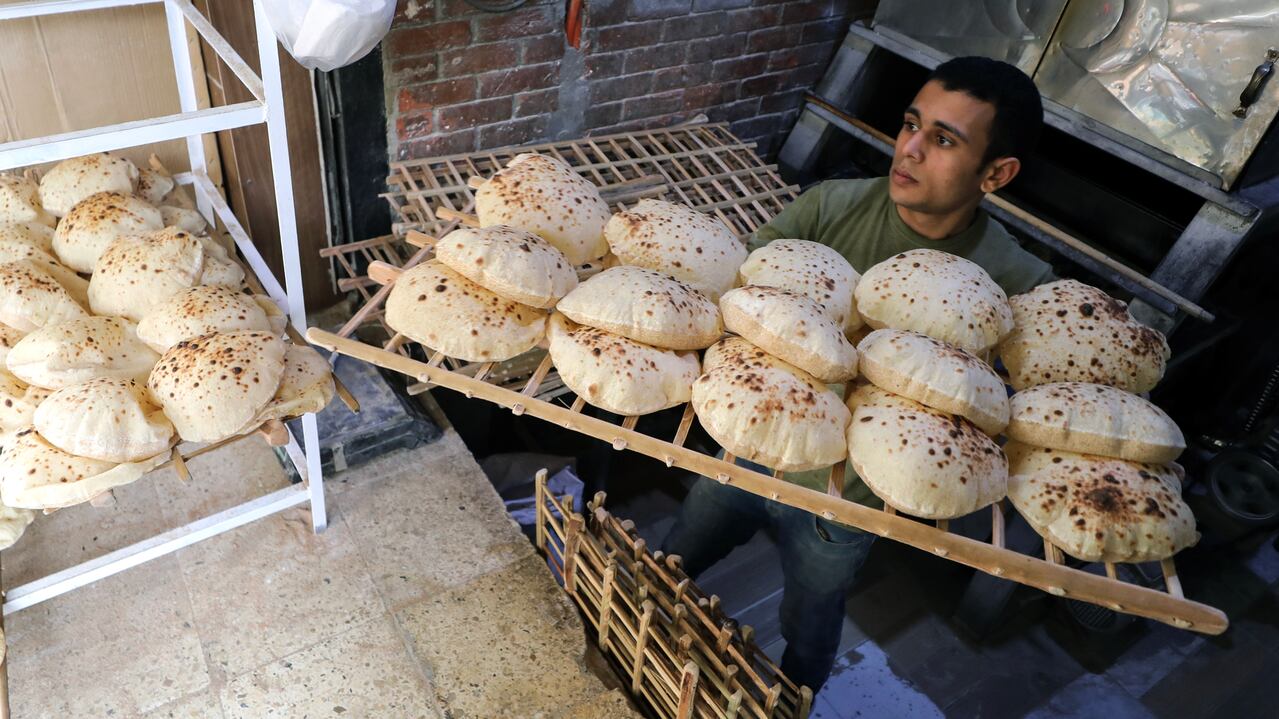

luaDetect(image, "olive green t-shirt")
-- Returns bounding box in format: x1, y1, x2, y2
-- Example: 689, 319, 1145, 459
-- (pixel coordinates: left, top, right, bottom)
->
749, 177, 1055, 507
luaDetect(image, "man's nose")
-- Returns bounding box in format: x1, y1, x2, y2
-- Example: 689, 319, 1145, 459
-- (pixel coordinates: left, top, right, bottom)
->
902, 131, 925, 161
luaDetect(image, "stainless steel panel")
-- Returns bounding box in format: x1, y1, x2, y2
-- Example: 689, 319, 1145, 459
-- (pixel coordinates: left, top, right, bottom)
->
872, 0, 1069, 75
1036, 0, 1279, 188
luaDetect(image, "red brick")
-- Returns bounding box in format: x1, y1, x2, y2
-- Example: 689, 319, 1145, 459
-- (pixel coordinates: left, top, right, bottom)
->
439, 41, 520, 78
739, 72, 787, 98
624, 44, 688, 73
790, 61, 828, 86
477, 63, 560, 96
437, 97, 514, 132
746, 25, 801, 54
622, 89, 683, 121
627, 0, 692, 20
390, 55, 440, 84
731, 113, 784, 140
767, 42, 833, 71
439, 0, 483, 16
397, 78, 476, 116
711, 54, 769, 81
584, 101, 623, 128
683, 83, 737, 110
588, 0, 630, 27
393, 0, 433, 24
515, 89, 559, 118
479, 116, 550, 149
759, 88, 805, 114
592, 73, 653, 103
686, 33, 748, 63
474, 7, 556, 43
661, 12, 725, 42
594, 20, 664, 51
711, 97, 762, 122
693, 0, 750, 9
801, 17, 847, 44
726, 5, 781, 32
398, 129, 476, 160
653, 64, 712, 91
396, 112, 433, 141
586, 52, 625, 77
524, 34, 566, 63
386, 20, 471, 56
636, 112, 688, 131
782, 0, 835, 23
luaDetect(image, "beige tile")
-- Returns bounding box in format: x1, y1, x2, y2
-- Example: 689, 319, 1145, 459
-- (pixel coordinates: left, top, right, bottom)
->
397, 556, 609, 719
563, 689, 646, 719
6, 556, 210, 716
338, 433, 534, 609
178, 505, 382, 678
144, 690, 225, 719
154, 436, 290, 527
220, 615, 441, 719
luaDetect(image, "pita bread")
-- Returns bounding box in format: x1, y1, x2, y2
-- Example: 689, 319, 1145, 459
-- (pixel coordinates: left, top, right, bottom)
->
557, 266, 722, 350
53, 191, 164, 273
719, 285, 858, 382
1000, 280, 1170, 393
0, 260, 89, 331
161, 205, 208, 234
0, 240, 88, 305
0, 429, 167, 510
38, 153, 139, 217
738, 239, 862, 332
0, 501, 35, 551
0, 222, 55, 255
846, 382, 1007, 519
434, 225, 577, 309
857, 328, 1009, 435
548, 313, 699, 416
1007, 382, 1184, 463
0, 370, 51, 441
250, 343, 335, 424
1004, 440, 1197, 562
137, 285, 283, 353
194, 235, 244, 287
34, 377, 174, 462
604, 199, 746, 301
0, 175, 55, 227
136, 168, 175, 206
88, 228, 205, 321
692, 337, 849, 472
385, 260, 547, 362
0, 323, 22, 367
149, 331, 287, 442
6, 316, 158, 390
476, 153, 610, 265
855, 249, 1014, 353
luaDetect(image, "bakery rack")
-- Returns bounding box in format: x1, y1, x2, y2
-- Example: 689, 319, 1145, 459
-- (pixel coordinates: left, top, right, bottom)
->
0, 0, 341, 656
311, 125, 1228, 636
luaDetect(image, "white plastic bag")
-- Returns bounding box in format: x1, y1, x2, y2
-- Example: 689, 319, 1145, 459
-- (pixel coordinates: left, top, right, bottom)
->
262, 0, 395, 72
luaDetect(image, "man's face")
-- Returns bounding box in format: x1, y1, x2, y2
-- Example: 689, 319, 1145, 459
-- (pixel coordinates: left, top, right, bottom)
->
889, 80, 996, 214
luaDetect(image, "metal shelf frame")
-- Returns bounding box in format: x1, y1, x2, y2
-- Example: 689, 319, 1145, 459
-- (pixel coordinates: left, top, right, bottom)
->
0, 0, 329, 621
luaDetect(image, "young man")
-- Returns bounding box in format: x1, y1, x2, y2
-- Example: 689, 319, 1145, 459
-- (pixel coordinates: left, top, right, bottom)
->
660, 56, 1055, 692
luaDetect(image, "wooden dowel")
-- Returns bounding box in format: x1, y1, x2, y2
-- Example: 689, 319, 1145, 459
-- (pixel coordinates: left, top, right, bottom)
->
991, 502, 1006, 549
570, 395, 586, 413
827, 461, 845, 497
171, 447, 191, 483
937, 519, 949, 532
404, 230, 437, 249
436, 207, 480, 227
666, 403, 696, 467
676, 661, 700, 719
256, 419, 289, 447
534, 469, 548, 553
1105, 563, 1120, 581
1162, 559, 1185, 601
467, 175, 486, 189
632, 600, 657, 695
367, 260, 403, 286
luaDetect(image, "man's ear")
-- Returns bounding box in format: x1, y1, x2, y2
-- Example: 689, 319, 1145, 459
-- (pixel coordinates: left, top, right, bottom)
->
980, 157, 1021, 194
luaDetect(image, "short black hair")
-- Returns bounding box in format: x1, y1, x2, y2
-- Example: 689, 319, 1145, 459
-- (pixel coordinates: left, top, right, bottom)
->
927, 56, 1043, 166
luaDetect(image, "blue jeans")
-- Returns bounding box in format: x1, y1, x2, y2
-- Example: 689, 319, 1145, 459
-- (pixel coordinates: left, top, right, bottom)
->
660, 459, 876, 692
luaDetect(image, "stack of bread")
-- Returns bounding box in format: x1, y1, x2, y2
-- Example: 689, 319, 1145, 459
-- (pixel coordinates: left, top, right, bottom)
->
0, 153, 333, 526
998, 280, 1195, 563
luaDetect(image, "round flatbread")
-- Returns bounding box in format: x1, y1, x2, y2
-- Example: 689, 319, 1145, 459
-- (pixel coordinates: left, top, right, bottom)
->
34, 377, 174, 462
38, 153, 139, 217
1007, 382, 1185, 463
434, 225, 577, 309
193, 235, 245, 288
1005, 440, 1197, 562
0, 260, 89, 332
250, 343, 335, 424
0, 174, 55, 227
385, 260, 546, 362
604, 199, 746, 301
88, 228, 205, 321
5, 316, 158, 390
136, 168, 176, 206
0, 323, 22, 367
0, 370, 51, 443
0, 429, 168, 510
475, 153, 610, 265
1000, 280, 1170, 393
738, 238, 861, 332
53, 191, 164, 273
0, 240, 88, 305
692, 337, 849, 472
557, 266, 721, 350
846, 382, 1007, 519
137, 285, 284, 353
856, 328, 1009, 435
160, 205, 208, 235
0, 222, 55, 255
0, 501, 35, 551
548, 313, 699, 416
855, 249, 1014, 353
720, 285, 858, 383
149, 330, 287, 443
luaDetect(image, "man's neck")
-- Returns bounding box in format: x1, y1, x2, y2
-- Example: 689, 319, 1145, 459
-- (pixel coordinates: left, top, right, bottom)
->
895, 202, 980, 241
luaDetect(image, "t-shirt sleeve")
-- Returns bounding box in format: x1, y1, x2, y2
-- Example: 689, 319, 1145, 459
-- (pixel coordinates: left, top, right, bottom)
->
747, 183, 826, 252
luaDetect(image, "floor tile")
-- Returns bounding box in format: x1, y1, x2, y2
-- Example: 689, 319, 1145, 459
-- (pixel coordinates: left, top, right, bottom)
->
1141, 633, 1272, 719
1025, 673, 1156, 719
818, 641, 944, 719
153, 436, 288, 527
144, 690, 225, 719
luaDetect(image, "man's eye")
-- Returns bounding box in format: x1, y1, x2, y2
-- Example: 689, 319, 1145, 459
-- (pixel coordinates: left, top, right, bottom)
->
936, 135, 953, 147
903, 120, 919, 132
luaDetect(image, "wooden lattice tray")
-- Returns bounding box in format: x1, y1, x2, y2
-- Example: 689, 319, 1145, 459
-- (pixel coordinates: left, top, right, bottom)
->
536, 472, 811, 718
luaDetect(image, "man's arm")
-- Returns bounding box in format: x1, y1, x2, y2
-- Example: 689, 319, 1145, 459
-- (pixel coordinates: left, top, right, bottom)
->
746, 182, 827, 252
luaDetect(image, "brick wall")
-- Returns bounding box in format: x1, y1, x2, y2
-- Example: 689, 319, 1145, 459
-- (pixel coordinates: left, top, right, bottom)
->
386, 0, 858, 162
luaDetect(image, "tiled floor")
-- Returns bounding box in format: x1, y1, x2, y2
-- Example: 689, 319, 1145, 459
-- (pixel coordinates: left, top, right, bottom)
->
2, 431, 641, 718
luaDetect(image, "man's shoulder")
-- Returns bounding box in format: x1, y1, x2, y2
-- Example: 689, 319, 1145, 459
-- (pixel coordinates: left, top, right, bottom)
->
968, 216, 1055, 295
806, 177, 885, 206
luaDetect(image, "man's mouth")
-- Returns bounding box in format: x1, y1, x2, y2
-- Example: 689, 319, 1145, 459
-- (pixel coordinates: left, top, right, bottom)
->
891, 167, 917, 185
